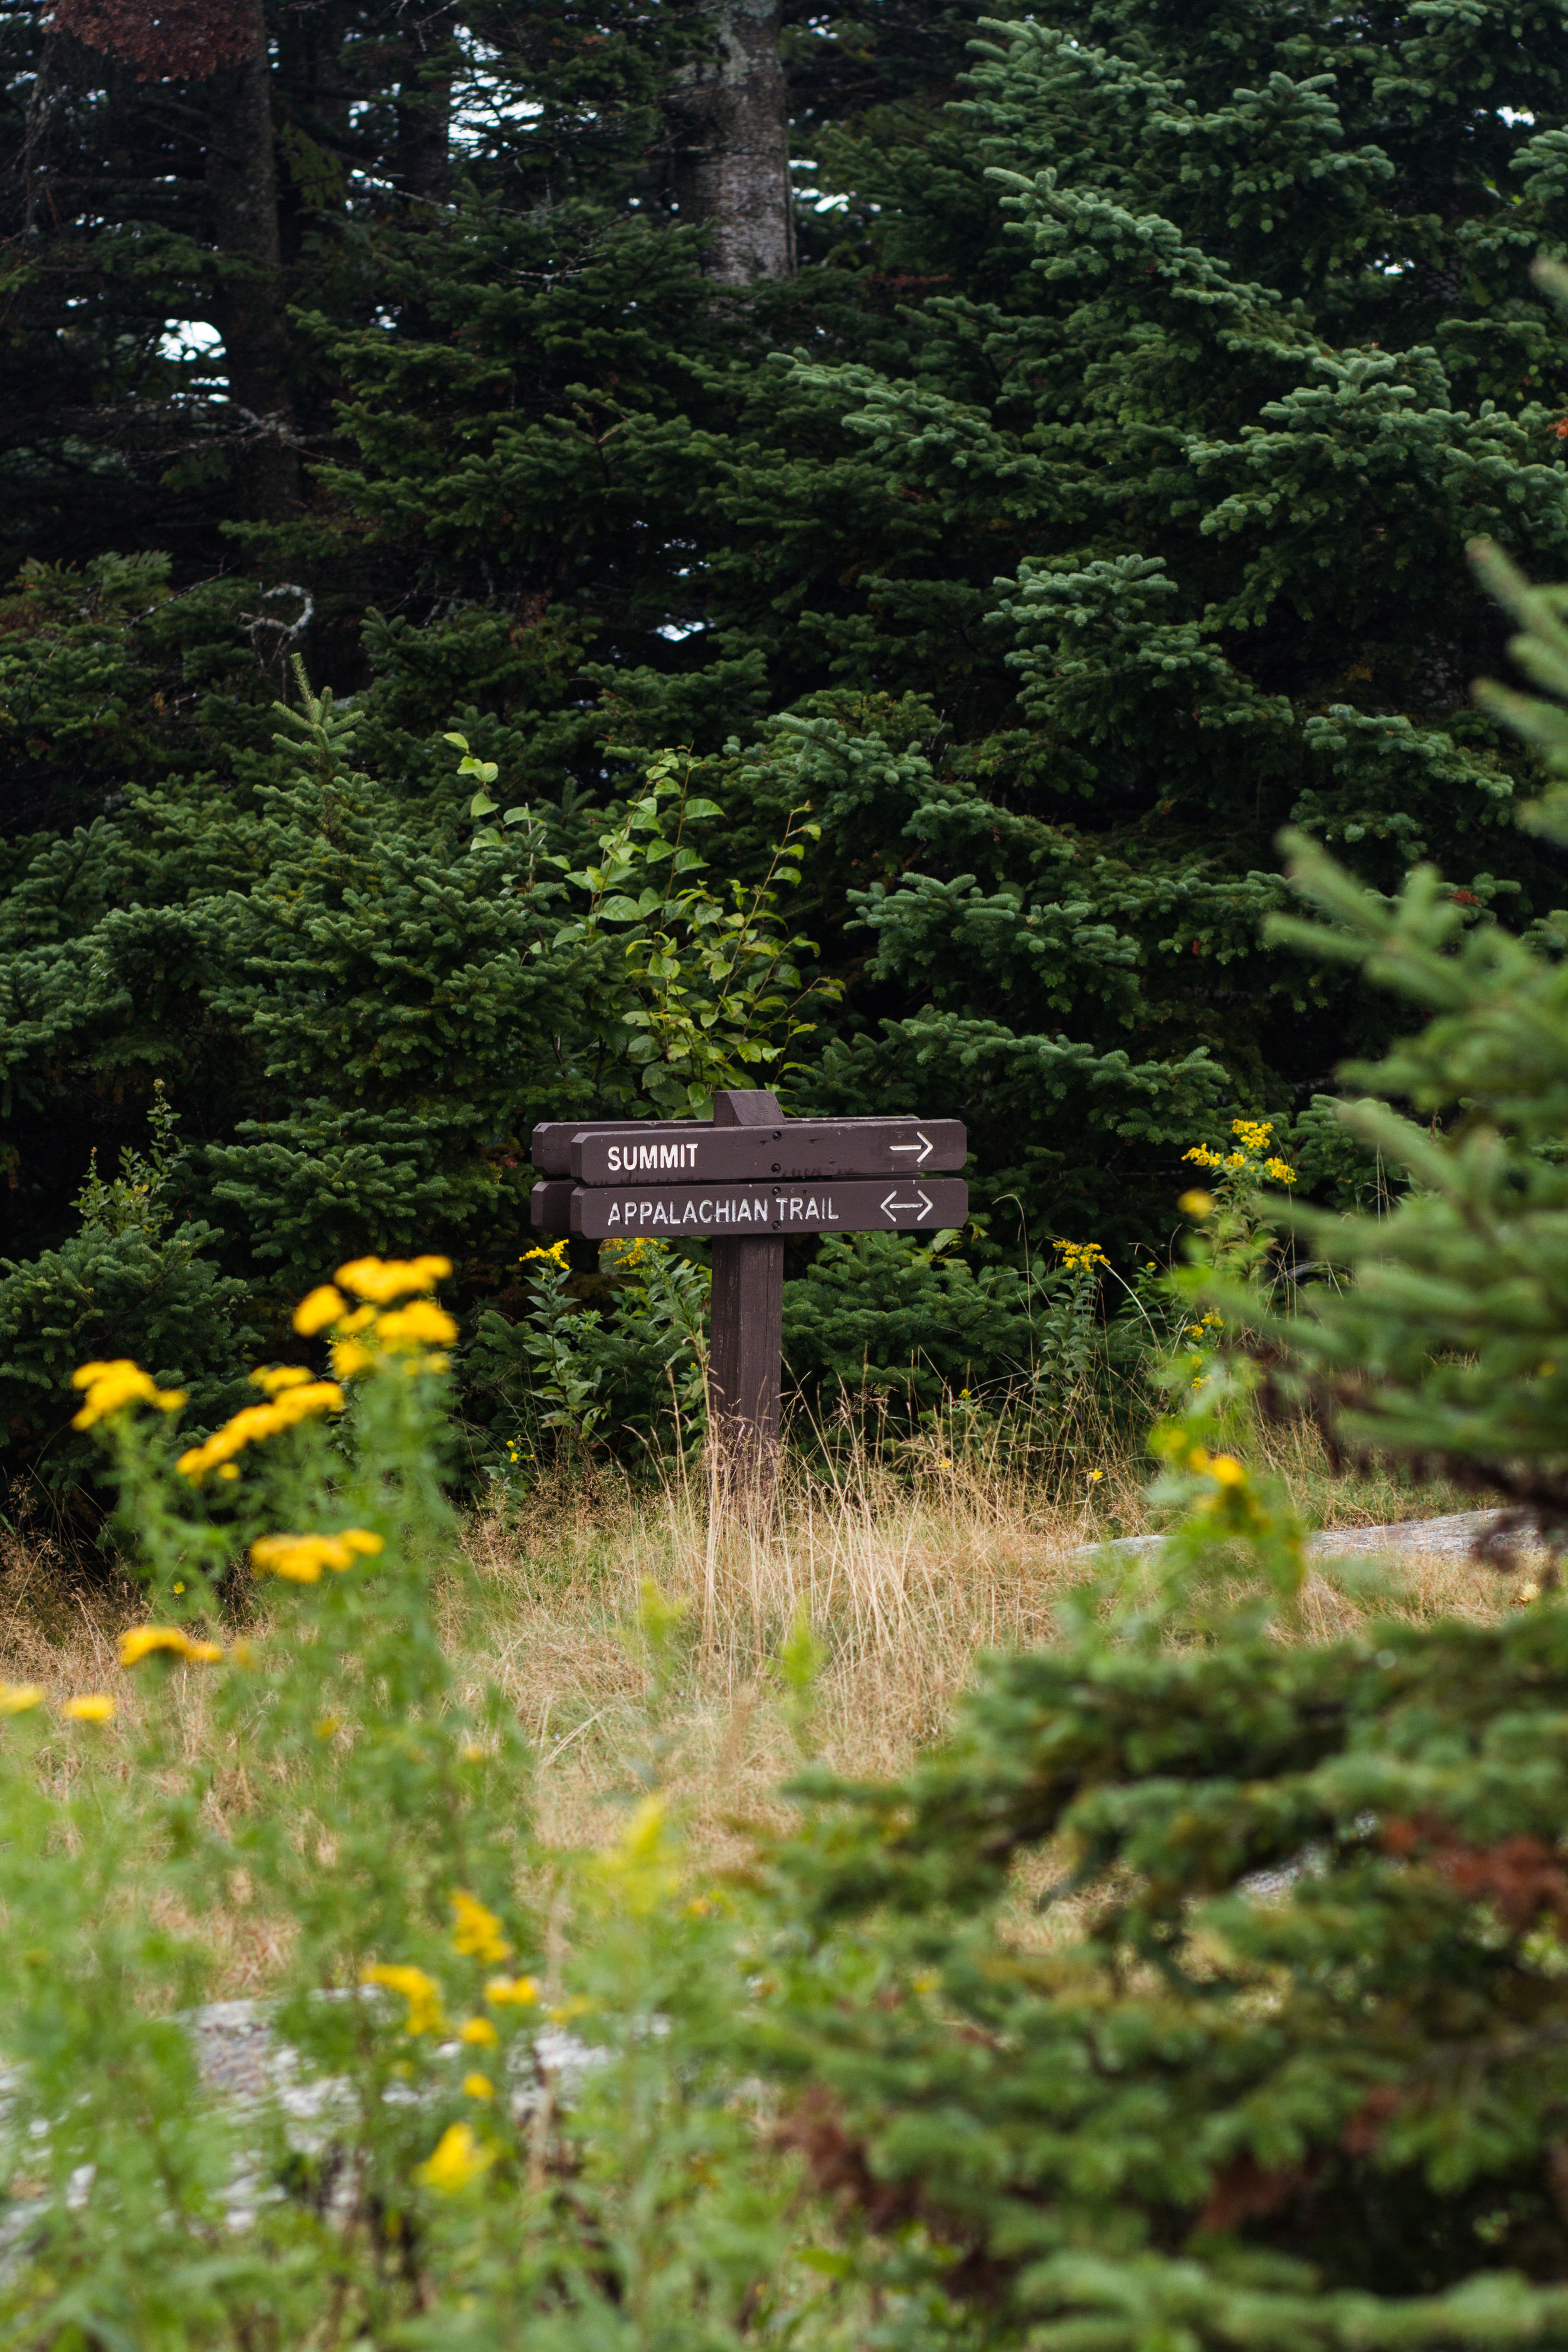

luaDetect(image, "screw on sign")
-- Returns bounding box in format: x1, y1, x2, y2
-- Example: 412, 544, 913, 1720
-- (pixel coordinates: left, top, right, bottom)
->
530, 1090, 968, 1493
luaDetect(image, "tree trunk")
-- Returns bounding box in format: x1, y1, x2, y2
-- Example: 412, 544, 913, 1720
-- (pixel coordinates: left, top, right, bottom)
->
397, 60, 452, 208
204, 0, 299, 519
667, 0, 794, 285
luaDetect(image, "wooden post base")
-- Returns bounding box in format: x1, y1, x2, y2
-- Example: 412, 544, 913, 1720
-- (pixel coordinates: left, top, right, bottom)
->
708, 1234, 784, 1497
706, 1089, 785, 1503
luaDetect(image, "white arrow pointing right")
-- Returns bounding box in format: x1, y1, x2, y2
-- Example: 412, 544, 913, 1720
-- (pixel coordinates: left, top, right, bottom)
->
887, 1130, 933, 1164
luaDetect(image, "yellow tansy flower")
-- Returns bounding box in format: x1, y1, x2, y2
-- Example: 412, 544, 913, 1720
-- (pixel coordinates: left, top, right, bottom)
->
459, 2016, 499, 2047
0, 1683, 45, 1715
120, 1626, 223, 1668
415, 2121, 494, 2192
70, 1359, 186, 1431
450, 1890, 510, 1964
484, 1975, 538, 2007
250, 1529, 383, 1584
292, 1286, 346, 1336
63, 1695, 114, 1724
336, 1255, 452, 1305
462, 2073, 495, 2100
363, 1963, 445, 2037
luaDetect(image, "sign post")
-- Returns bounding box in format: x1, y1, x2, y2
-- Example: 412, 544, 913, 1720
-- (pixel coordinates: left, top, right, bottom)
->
530, 1088, 968, 1498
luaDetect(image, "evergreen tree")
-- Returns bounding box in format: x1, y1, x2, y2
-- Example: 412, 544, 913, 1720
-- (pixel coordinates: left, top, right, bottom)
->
6, 2, 1568, 1467
735, 532, 1568, 2352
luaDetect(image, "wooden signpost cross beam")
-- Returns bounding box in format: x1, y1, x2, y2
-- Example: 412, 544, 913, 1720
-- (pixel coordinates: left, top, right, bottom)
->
529, 1089, 968, 1495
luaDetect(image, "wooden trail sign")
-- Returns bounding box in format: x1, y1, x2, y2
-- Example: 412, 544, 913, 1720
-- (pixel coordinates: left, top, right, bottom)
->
528, 1089, 969, 1489
570, 1179, 968, 1239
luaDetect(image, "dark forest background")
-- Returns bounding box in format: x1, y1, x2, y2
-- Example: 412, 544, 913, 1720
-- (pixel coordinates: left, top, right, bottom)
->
4, 0, 1568, 1493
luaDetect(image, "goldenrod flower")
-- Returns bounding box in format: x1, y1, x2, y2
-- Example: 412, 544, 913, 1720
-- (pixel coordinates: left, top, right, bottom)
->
63, 1695, 114, 1724
250, 1528, 383, 1584
1231, 1118, 1274, 1150
120, 1626, 223, 1668
0, 1682, 45, 1715
1178, 1190, 1214, 1217
450, 1890, 511, 1964
1182, 1145, 1225, 1170
363, 1963, 445, 2036
292, 1286, 346, 1337
522, 1241, 569, 1269
249, 1364, 316, 1397
462, 2073, 495, 2100
458, 2016, 499, 2047
70, 1359, 186, 1431
177, 1382, 344, 1480
331, 1338, 374, 1380
336, 1254, 452, 1305
1055, 1239, 1108, 1274
415, 2121, 494, 2193
1264, 1156, 1298, 1185
376, 1300, 458, 1350
484, 1975, 538, 2007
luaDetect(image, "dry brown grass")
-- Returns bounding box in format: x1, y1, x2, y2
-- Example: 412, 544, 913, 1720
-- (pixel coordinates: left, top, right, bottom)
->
0, 1424, 1517, 1956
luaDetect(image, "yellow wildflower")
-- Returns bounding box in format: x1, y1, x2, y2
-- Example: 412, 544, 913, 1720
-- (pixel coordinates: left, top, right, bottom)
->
1208, 1454, 1246, 1486
595, 1794, 681, 1915
1178, 1190, 1214, 1217
1224, 1150, 1248, 1170
119, 1626, 223, 1668
522, 1241, 569, 1269
249, 1364, 315, 1397
336, 1254, 452, 1305
70, 1359, 186, 1431
484, 1975, 539, 2007
1055, 1240, 1108, 1279
450, 1890, 511, 1964
250, 1528, 383, 1584
1182, 1145, 1225, 1170
462, 2073, 495, 2100
0, 1683, 45, 1715
331, 1338, 374, 1380
458, 2016, 499, 2047
376, 1300, 458, 1350
1231, 1118, 1273, 1150
1088, 1468, 1104, 1482
177, 1382, 344, 1480
63, 1695, 114, 1724
292, 1286, 346, 1337
415, 2121, 494, 2193
1264, 1157, 1298, 1185
363, 1963, 446, 2037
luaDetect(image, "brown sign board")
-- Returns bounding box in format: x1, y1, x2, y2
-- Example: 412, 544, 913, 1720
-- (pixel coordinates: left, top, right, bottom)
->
572, 1118, 965, 1186
529, 1113, 927, 1179
527, 1091, 969, 1500
569, 1178, 968, 1239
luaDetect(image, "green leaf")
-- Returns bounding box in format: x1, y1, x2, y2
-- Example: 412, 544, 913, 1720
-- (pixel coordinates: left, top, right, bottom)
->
681, 797, 724, 821
469, 792, 499, 817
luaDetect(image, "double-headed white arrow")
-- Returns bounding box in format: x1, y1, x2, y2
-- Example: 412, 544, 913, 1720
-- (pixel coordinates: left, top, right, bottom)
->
881, 1188, 934, 1222
888, 1130, 934, 1165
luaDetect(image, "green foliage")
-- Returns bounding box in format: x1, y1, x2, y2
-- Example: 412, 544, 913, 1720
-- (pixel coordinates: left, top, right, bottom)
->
556, 745, 840, 1117
13, 3, 1568, 1475
751, 1422, 1568, 2347
0, 1273, 845, 2347
0, 1088, 259, 1510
